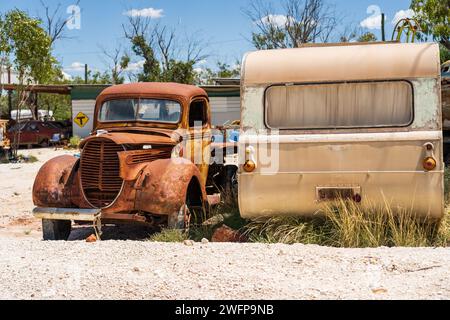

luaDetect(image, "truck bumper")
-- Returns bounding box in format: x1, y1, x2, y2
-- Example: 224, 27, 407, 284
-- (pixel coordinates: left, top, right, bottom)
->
33, 207, 101, 222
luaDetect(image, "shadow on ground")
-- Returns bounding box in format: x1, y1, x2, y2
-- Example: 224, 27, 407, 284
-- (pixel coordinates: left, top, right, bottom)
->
69, 224, 158, 241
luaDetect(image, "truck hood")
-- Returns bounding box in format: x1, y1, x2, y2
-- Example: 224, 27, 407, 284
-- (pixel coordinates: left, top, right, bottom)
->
79, 130, 179, 148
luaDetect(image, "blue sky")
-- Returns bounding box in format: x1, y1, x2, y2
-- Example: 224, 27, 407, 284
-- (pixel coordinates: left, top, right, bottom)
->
0, 0, 414, 78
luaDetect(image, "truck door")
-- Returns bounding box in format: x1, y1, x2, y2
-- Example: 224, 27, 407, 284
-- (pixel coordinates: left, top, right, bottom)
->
186, 98, 211, 186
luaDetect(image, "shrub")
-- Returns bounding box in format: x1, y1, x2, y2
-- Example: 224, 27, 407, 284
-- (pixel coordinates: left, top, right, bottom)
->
68, 136, 81, 149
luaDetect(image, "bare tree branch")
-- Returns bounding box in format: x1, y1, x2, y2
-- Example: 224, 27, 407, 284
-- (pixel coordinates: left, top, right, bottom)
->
39, 0, 81, 45
244, 0, 341, 49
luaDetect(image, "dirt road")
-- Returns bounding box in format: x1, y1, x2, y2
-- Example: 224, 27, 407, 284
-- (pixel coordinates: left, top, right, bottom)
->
0, 148, 450, 300
0, 240, 449, 300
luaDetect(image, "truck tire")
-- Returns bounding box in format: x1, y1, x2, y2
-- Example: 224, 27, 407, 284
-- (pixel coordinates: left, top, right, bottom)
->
167, 204, 191, 231
42, 219, 72, 241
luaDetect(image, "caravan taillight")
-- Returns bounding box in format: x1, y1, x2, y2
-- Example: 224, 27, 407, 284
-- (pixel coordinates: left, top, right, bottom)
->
423, 157, 437, 171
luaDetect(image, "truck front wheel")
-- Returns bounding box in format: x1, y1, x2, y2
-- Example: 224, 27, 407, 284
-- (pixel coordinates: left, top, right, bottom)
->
42, 219, 72, 241
167, 204, 191, 231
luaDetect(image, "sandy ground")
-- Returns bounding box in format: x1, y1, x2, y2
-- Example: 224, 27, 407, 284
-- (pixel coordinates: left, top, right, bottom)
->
0, 148, 450, 300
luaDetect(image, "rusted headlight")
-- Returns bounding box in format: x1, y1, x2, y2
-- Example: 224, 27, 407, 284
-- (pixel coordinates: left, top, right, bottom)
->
423, 157, 437, 171
243, 160, 256, 172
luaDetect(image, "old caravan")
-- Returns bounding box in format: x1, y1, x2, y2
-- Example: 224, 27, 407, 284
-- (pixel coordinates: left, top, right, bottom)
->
239, 43, 443, 219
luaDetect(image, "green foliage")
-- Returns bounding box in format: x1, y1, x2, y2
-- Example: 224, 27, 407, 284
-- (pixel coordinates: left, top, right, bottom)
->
441, 43, 450, 63
252, 26, 288, 50
411, 0, 450, 49
38, 93, 71, 120
358, 32, 377, 42
149, 228, 188, 242
1, 10, 57, 84
195, 62, 241, 85
160, 60, 196, 84
131, 35, 161, 82
17, 154, 39, 163
68, 136, 81, 149
0, 95, 8, 118
216, 62, 241, 78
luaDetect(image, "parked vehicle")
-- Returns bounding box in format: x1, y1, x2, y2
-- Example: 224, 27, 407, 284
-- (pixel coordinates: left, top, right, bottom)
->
238, 42, 444, 220
8, 120, 68, 147
32, 83, 238, 240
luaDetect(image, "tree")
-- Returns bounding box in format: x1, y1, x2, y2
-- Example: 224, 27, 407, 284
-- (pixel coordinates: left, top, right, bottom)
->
99, 45, 130, 84
440, 44, 450, 62
411, 0, 450, 50
194, 61, 241, 85
123, 15, 208, 84
358, 32, 377, 42
2, 10, 57, 85
0, 9, 58, 156
123, 15, 162, 82
39, 0, 81, 45
216, 62, 241, 78
244, 0, 340, 49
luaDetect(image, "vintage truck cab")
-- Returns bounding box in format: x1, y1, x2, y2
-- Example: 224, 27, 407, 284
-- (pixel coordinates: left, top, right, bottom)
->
33, 82, 234, 240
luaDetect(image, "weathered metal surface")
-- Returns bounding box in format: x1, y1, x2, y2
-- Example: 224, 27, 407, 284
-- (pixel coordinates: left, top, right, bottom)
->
80, 139, 125, 208
33, 155, 79, 208
135, 158, 207, 216
239, 43, 444, 220
79, 130, 178, 148
33, 82, 214, 226
33, 207, 100, 221
242, 43, 440, 86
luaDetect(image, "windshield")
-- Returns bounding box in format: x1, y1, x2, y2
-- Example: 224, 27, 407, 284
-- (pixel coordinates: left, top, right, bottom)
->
99, 99, 181, 123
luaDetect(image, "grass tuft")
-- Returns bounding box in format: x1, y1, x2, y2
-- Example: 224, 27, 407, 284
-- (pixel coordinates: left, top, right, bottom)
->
244, 199, 450, 248
149, 229, 188, 242
17, 154, 38, 163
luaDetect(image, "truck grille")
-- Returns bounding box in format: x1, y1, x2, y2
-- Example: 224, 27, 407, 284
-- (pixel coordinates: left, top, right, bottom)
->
80, 139, 124, 208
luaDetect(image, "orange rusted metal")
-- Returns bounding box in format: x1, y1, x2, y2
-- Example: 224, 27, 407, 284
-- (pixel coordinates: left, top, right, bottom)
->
33, 82, 216, 231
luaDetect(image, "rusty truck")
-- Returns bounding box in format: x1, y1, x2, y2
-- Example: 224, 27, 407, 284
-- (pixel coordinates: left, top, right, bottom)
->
32, 83, 238, 240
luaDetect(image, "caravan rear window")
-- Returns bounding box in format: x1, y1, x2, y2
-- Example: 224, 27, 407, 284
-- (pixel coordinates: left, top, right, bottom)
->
265, 81, 413, 129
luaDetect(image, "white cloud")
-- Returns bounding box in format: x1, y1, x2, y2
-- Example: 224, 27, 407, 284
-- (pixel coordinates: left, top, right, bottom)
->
64, 62, 85, 72
123, 8, 164, 19
360, 5, 385, 30
392, 9, 415, 25
259, 14, 294, 27
124, 60, 145, 72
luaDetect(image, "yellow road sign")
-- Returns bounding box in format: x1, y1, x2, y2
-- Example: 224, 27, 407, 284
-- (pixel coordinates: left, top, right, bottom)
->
74, 112, 89, 128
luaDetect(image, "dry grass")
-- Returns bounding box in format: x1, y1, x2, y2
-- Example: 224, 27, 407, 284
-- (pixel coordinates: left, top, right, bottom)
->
244, 199, 450, 247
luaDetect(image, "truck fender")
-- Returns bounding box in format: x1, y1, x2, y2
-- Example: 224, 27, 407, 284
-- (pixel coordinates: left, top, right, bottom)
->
32, 155, 79, 207
135, 158, 207, 216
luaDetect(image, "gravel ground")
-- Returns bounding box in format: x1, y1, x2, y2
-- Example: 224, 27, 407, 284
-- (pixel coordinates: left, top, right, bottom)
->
1, 148, 450, 300
0, 240, 449, 300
